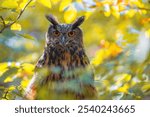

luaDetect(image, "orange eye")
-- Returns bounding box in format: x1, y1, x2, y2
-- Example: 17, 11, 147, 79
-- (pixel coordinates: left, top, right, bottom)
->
53, 31, 60, 37
68, 31, 75, 37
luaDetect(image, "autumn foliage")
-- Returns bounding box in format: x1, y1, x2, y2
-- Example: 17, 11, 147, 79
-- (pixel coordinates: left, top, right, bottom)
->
0, 0, 150, 100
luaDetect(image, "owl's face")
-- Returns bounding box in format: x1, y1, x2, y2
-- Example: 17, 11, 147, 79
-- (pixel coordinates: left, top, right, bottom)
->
45, 15, 85, 53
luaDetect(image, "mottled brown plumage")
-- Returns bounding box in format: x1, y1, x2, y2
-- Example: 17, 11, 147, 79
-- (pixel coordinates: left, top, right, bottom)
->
25, 15, 97, 99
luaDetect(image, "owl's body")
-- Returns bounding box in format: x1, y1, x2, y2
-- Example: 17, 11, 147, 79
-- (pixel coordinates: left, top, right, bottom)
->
25, 15, 97, 99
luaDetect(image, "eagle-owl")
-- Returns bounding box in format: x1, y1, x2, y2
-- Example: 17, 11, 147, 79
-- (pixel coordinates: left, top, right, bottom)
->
25, 15, 97, 99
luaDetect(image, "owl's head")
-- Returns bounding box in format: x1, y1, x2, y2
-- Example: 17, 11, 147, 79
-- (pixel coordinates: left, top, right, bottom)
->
45, 14, 85, 52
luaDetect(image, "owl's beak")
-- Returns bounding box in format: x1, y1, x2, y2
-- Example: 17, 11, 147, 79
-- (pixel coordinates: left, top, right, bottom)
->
60, 36, 66, 46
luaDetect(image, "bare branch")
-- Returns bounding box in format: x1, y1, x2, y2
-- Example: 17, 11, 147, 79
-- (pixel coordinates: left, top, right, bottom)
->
0, 0, 33, 33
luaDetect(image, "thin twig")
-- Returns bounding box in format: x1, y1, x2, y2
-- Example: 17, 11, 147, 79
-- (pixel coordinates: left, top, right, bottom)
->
0, 16, 6, 33
0, 0, 33, 33
0, 16, 6, 26
2, 90, 9, 100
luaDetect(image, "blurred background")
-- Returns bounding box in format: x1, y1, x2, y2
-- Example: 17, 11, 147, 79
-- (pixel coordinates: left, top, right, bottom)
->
0, 0, 150, 100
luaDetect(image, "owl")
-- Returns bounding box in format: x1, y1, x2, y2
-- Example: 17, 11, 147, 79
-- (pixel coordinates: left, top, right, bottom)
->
25, 15, 97, 99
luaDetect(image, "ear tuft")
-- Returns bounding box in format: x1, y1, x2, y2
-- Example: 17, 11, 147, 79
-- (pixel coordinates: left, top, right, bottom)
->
45, 14, 59, 25
72, 16, 85, 29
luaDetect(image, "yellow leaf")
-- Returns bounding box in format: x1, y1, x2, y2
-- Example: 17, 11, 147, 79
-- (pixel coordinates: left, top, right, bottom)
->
104, 4, 111, 17
92, 41, 123, 66
145, 29, 150, 38
85, 11, 92, 20
18, 33, 35, 40
8, 86, 16, 91
21, 79, 30, 88
95, 1, 102, 7
126, 9, 136, 18
142, 84, 150, 92
37, 0, 51, 8
117, 84, 129, 93
91, 49, 110, 66
112, 6, 120, 19
116, 74, 132, 85
59, 0, 72, 11
104, 11, 111, 17
131, 0, 144, 8
101, 40, 122, 57
112, 11, 120, 19
0, 62, 19, 76
1, 0, 18, 9
21, 63, 35, 75
18, 0, 35, 10
4, 77, 13, 83
4, 20, 10, 25
141, 10, 147, 15
109, 43, 122, 57
64, 5, 77, 23
10, 23, 22, 31
100, 39, 110, 48
0, 63, 8, 72
118, 4, 125, 12
51, 0, 60, 5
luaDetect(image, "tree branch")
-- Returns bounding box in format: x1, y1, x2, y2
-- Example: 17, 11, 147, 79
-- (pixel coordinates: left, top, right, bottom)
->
0, 16, 6, 27
0, 0, 33, 33
2, 90, 9, 100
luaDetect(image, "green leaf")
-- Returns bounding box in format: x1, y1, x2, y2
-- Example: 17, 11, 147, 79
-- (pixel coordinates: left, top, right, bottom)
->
18, 33, 35, 40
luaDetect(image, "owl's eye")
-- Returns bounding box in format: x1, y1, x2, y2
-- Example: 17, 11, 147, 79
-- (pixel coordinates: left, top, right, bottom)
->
68, 31, 75, 37
53, 31, 60, 37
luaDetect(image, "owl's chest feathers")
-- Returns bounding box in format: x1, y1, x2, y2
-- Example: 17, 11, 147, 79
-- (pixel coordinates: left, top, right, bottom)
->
47, 47, 88, 68
40, 47, 89, 81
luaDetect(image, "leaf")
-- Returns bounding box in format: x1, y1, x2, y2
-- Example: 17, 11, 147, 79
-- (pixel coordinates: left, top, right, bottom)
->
10, 23, 22, 31
126, 9, 136, 18
104, 11, 111, 17
0, 67, 18, 82
117, 84, 129, 93
112, 6, 120, 19
18, 0, 35, 10
4, 77, 13, 83
59, 0, 72, 11
116, 74, 132, 85
141, 18, 150, 24
51, 0, 60, 5
37, 0, 51, 8
109, 43, 123, 57
91, 49, 110, 66
64, 5, 77, 23
104, 4, 111, 17
0, 63, 8, 76
21, 63, 35, 75
8, 86, 15, 91
142, 84, 150, 92
92, 41, 123, 66
21, 79, 29, 88
85, 11, 92, 20
1, 0, 18, 9
18, 33, 35, 40
145, 29, 150, 38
